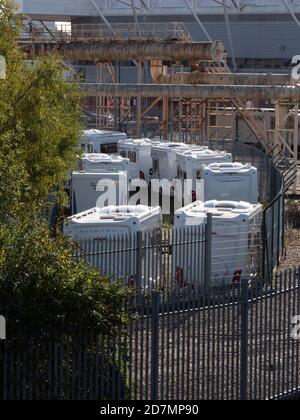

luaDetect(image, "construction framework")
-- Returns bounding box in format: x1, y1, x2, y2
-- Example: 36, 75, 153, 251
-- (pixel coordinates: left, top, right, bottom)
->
21, 18, 300, 192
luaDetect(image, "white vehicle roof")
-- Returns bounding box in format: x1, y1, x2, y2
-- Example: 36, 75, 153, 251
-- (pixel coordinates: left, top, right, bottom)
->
177, 149, 232, 161
152, 142, 190, 152
202, 162, 256, 173
176, 200, 262, 222
72, 171, 128, 181
81, 153, 129, 164
82, 129, 127, 140
66, 205, 161, 225
118, 138, 154, 148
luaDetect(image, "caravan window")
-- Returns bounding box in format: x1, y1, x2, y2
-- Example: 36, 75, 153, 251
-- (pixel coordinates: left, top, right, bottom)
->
128, 151, 132, 161
120, 150, 127, 158
101, 143, 118, 154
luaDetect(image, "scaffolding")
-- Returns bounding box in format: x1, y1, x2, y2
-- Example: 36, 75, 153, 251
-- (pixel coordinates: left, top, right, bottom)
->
20, 20, 300, 191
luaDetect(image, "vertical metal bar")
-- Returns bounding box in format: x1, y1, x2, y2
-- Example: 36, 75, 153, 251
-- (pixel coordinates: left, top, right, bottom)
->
262, 211, 267, 281
204, 213, 213, 295
206, 287, 211, 399
114, 61, 120, 131
151, 291, 160, 401
281, 271, 288, 397
286, 270, 292, 397
160, 289, 165, 400
221, 284, 227, 400
258, 278, 264, 399
277, 197, 281, 265
267, 273, 274, 401
272, 273, 279, 399
136, 61, 143, 138
140, 296, 145, 400
271, 202, 275, 271
216, 284, 221, 400
277, 273, 283, 397
211, 285, 216, 400
290, 268, 296, 398
136, 231, 143, 295
191, 284, 196, 400
145, 293, 150, 400
296, 267, 300, 392
226, 284, 231, 400
263, 277, 270, 400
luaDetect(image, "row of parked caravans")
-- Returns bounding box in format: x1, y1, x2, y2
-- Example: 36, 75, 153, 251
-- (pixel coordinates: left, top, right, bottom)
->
65, 201, 262, 288
72, 130, 258, 214
65, 130, 263, 287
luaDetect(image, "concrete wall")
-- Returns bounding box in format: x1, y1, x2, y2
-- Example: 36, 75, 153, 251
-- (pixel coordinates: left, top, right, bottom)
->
186, 22, 300, 60
21, 1, 300, 19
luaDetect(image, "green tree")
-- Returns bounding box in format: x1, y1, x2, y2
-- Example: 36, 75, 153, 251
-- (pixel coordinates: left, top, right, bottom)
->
0, 2, 130, 400
0, 0, 83, 209
0, 217, 129, 334
0, 0, 129, 334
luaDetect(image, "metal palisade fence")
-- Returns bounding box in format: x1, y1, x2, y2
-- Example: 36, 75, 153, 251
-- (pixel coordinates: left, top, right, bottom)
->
72, 218, 264, 294
1, 268, 300, 400
0, 142, 292, 400
73, 226, 207, 293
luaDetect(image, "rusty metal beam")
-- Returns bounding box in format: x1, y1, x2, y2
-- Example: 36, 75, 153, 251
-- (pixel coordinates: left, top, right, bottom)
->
79, 83, 300, 101
23, 40, 226, 62
154, 72, 290, 86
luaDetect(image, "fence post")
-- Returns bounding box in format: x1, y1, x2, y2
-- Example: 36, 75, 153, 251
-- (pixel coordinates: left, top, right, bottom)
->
240, 279, 249, 400
151, 291, 160, 400
280, 194, 285, 260
136, 231, 143, 294
262, 210, 269, 282
204, 213, 212, 295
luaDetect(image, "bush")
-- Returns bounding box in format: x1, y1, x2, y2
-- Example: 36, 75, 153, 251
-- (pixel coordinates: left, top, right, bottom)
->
0, 216, 129, 335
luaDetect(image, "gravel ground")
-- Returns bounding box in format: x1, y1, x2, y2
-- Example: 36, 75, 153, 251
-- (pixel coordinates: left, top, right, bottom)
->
130, 283, 300, 400
278, 229, 300, 272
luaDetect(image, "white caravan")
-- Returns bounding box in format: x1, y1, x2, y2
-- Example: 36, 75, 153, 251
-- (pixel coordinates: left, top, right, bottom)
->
79, 129, 127, 154
151, 142, 191, 181
71, 171, 128, 214
64, 205, 162, 289
79, 153, 129, 173
201, 162, 258, 204
176, 149, 233, 202
118, 138, 156, 182
174, 200, 263, 287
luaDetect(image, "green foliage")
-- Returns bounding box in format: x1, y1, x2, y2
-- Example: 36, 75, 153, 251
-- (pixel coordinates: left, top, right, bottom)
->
0, 217, 129, 334
0, 1, 129, 338
0, 150, 30, 223
0, 0, 83, 208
